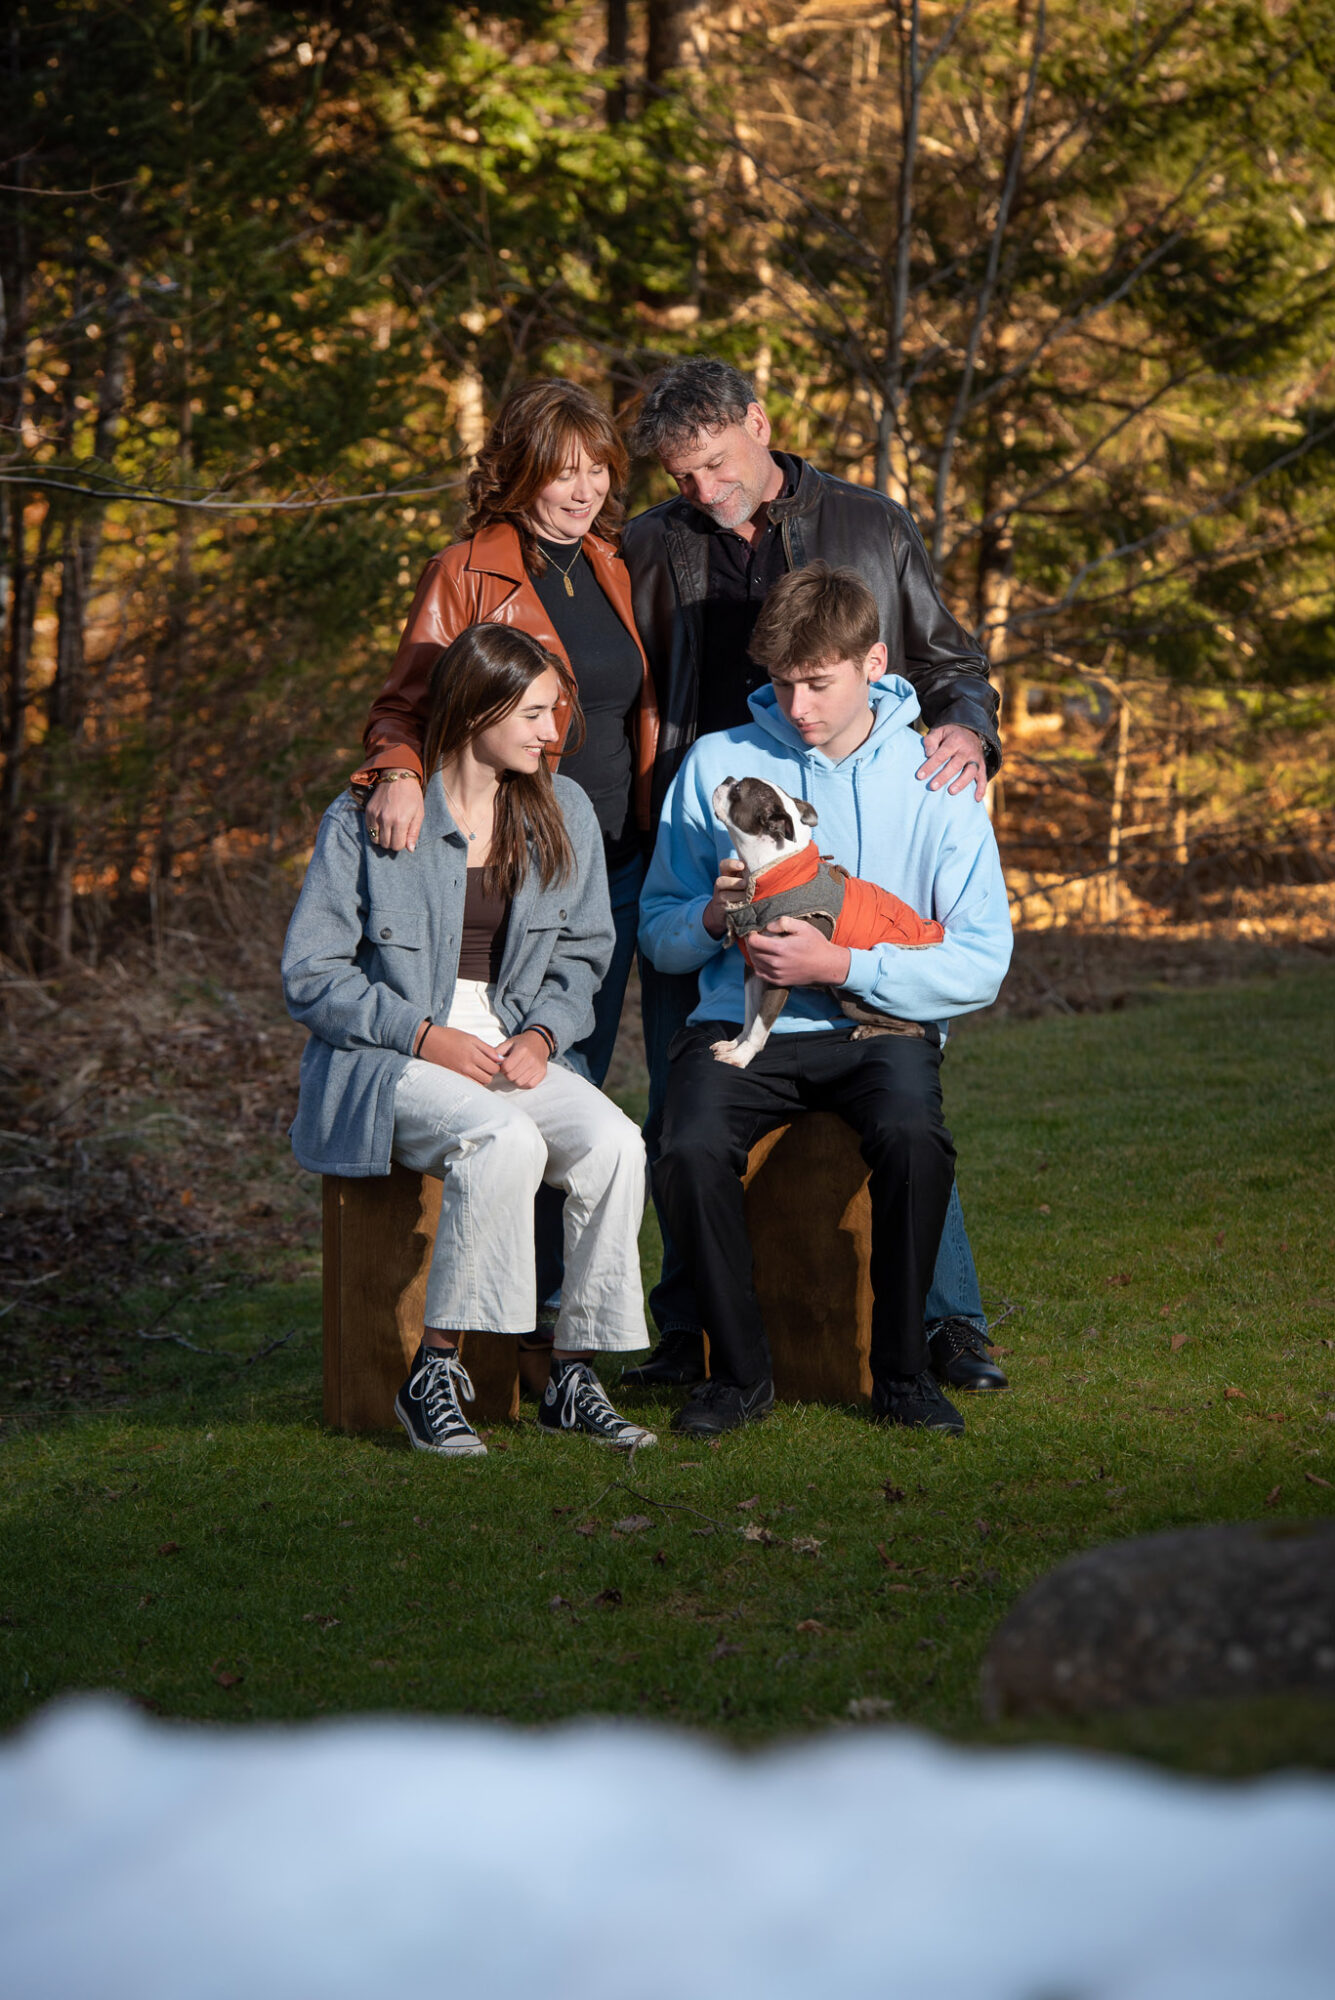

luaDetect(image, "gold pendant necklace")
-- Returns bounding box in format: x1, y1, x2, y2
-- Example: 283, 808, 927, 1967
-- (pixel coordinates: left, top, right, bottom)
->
543, 540, 583, 598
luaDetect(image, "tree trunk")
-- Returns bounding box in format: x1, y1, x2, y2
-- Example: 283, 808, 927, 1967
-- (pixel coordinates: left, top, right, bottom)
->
647, 0, 709, 86
1105, 694, 1131, 926
605, 0, 629, 125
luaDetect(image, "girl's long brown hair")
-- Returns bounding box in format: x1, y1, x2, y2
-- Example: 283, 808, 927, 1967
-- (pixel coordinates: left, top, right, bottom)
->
465, 378, 629, 578
420, 624, 584, 899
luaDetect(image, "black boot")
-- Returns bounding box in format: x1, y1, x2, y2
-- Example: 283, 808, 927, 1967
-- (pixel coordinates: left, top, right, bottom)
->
620, 1327, 707, 1389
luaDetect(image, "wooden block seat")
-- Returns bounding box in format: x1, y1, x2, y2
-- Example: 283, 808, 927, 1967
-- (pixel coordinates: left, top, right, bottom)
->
322, 1112, 875, 1432
322, 1167, 520, 1430
741, 1112, 874, 1405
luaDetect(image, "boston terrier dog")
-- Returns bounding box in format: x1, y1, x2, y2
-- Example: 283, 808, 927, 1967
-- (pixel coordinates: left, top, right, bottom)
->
709, 775, 944, 1069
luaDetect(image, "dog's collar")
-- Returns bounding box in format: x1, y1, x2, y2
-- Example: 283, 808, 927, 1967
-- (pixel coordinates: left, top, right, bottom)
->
743, 842, 821, 906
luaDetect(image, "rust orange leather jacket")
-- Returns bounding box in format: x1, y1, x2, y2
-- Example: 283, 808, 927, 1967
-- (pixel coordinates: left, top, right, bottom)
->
357, 521, 661, 831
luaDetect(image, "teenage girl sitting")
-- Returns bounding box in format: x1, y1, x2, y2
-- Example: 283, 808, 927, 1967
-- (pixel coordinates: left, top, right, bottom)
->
283, 623, 654, 1457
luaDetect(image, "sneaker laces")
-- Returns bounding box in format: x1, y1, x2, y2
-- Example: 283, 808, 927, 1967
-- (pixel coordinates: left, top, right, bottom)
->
410, 1350, 476, 1435
554, 1362, 618, 1431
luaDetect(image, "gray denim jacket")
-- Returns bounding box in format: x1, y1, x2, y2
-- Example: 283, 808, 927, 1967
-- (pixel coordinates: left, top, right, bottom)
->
282, 772, 613, 1176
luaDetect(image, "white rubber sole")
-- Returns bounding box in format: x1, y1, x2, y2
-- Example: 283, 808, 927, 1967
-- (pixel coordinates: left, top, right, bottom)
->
394, 1394, 488, 1458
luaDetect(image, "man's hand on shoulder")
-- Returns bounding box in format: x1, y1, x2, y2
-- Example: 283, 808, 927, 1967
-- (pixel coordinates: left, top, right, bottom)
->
916, 724, 988, 803
745, 916, 852, 989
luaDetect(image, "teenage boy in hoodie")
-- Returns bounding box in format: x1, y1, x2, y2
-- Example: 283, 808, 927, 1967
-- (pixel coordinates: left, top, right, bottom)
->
639, 564, 1013, 1439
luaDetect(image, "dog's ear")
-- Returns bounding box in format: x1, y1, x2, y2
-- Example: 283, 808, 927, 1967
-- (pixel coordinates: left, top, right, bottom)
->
762, 801, 795, 844
795, 799, 819, 827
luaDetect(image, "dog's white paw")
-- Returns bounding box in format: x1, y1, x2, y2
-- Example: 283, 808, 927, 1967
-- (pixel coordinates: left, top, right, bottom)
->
711, 1039, 755, 1069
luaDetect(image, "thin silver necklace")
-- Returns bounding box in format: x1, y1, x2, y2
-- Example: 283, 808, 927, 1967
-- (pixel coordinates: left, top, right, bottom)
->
442, 784, 490, 845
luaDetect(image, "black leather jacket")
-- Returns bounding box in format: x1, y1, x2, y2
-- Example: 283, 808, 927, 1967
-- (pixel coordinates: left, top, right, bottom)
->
622, 456, 1001, 823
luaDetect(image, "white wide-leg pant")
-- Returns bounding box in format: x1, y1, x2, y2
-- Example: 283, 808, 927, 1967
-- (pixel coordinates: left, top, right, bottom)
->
391, 980, 647, 1351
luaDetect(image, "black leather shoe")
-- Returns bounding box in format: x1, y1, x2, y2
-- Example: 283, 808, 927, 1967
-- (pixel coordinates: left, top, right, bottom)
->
671, 1376, 774, 1437
620, 1328, 707, 1389
871, 1371, 965, 1434
927, 1316, 1008, 1392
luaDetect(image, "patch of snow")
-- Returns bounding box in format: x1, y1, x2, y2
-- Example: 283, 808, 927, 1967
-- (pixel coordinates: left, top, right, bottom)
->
1, 1697, 1333, 1998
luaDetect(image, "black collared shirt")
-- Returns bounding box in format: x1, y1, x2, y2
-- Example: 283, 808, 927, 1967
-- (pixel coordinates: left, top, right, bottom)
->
692, 452, 801, 739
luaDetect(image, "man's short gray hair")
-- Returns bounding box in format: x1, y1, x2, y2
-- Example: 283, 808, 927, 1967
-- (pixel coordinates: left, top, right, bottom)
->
629, 356, 758, 459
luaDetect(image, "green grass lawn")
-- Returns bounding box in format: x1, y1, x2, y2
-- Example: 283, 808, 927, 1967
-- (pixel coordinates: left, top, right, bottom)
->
3, 967, 1334, 1772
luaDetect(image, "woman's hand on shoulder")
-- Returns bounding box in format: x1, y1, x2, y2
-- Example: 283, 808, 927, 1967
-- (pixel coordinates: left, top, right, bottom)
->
419, 1023, 503, 1084
494, 1030, 550, 1090
365, 776, 424, 853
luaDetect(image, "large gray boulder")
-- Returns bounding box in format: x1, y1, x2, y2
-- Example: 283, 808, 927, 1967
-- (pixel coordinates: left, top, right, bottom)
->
981, 1518, 1335, 1720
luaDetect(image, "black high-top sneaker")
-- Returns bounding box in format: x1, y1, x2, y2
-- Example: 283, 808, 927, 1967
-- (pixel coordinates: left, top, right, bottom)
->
394, 1344, 488, 1458
538, 1358, 657, 1450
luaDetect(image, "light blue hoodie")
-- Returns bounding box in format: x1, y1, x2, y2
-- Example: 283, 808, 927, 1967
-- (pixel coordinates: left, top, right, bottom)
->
638, 676, 1013, 1033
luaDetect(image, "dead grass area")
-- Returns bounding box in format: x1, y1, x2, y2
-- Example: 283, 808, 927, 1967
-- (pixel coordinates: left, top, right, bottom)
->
2, 866, 1331, 1410
0, 872, 315, 1411
988, 880, 1335, 1021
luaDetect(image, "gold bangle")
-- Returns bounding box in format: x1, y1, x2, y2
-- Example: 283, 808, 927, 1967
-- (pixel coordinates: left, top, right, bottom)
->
376, 769, 421, 785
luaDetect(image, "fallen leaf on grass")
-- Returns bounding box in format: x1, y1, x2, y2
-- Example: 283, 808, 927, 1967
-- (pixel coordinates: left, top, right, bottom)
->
711, 1640, 742, 1661
795, 1619, 828, 1635
1037, 1204, 1051, 1215
691, 1524, 716, 1537
652, 1549, 668, 1567
1214, 1231, 1226, 1248
791, 1536, 824, 1557
592, 1588, 623, 1610
1106, 1273, 1132, 1288
740, 1523, 777, 1545
574, 1520, 599, 1537
881, 1481, 906, 1504
1224, 1387, 1246, 1400
876, 1542, 900, 1569
1169, 1333, 1188, 1353
736, 1495, 760, 1511
612, 1515, 652, 1534
548, 1595, 572, 1612
1261, 1411, 1287, 1423
846, 1697, 895, 1722
1304, 1472, 1332, 1489
1264, 1485, 1282, 1507
156, 1542, 180, 1557
991, 1346, 1012, 1358
213, 1669, 243, 1690
302, 1613, 341, 1630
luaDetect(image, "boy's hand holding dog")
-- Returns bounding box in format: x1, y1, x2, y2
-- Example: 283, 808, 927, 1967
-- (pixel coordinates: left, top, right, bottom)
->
745, 915, 851, 989
702, 857, 751, 939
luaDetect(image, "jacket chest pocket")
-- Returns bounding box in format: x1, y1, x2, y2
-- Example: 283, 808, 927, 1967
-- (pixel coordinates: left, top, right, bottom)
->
363, 906, 425, 951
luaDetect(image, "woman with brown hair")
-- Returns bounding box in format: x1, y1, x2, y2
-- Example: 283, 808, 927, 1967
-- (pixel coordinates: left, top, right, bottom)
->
285, 623, 654, 1459
358, 377, 657, 1082
356, 377, 659, 1380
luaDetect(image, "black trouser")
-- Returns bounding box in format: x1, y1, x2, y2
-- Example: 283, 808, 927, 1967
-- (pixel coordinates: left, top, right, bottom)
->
653, 1022, 956, 1390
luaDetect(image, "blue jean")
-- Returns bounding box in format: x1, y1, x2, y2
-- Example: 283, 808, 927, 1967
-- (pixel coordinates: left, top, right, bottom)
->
640, 957, 986, 1338
535, 850, 645, 1311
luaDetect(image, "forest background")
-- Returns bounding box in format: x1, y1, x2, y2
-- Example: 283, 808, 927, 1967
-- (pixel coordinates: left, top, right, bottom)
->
5, 0, 1335, 963
3, 0, 1335, 1390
